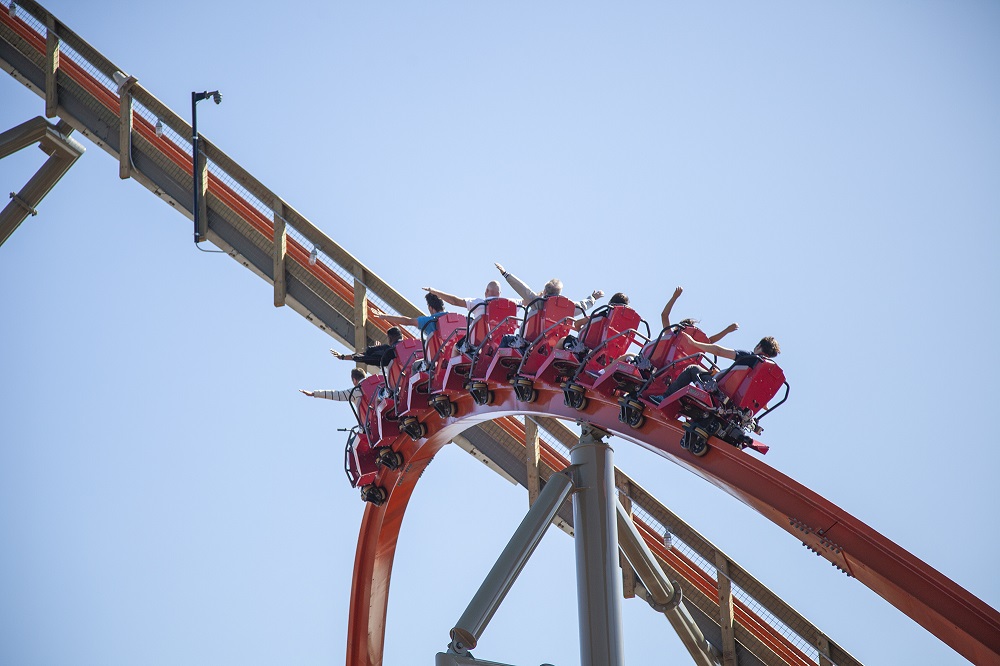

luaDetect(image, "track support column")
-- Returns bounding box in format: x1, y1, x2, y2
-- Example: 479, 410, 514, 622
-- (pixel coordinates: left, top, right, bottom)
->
571, 424, 625, 666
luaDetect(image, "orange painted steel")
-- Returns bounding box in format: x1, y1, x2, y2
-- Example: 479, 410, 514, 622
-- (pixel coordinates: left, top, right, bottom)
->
345, 379, 1000, 666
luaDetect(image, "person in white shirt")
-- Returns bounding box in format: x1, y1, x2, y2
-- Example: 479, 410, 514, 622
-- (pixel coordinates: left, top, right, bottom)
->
494, 262, 603, 316
422, 280, 506, 312
300, 367, 366, 408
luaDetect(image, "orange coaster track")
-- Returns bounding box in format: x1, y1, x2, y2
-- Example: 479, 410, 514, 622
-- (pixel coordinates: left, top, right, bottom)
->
346, 378, 1000, 666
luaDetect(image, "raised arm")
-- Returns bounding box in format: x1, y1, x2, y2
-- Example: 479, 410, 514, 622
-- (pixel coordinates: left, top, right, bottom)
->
574, 289, 604, 315
299, 388, 354, 401
660, 286, 683, 329
495, 262, 535, 302
423, 286, 467, 309
708, 322, 739, 344
680, 332, 737, 361
331, 349, 355, 362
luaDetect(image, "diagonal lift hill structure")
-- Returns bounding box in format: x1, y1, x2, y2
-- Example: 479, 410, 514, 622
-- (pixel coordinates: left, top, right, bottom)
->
2, 2, 998, 665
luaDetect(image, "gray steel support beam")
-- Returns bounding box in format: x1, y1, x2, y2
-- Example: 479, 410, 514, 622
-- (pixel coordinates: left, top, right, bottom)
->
449, 470, 574, 655
571, 425, 624, 666
0, 116, 84, 247
618, 484, 637, 600
617, 500, 716, 666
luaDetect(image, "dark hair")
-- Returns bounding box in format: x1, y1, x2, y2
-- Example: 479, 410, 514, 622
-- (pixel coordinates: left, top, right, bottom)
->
609, 292, 629, 306
350, 368, 367, 382
678, 318, 699, 328
386, 327, 403, 344
425, 292, 445, 312
757, 336, 780, 357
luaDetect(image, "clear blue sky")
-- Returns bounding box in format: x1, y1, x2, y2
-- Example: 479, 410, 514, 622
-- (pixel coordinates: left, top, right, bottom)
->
2, 1, 998, 665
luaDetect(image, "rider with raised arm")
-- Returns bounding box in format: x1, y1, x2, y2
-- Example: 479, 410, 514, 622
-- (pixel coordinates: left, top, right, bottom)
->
494, 262, 603, 316
374, 293, 447, 336
299, 367, 367, 408
661, 286, 739, 343
331, 327, 403, 368
658, 333, 781, 400
573, 292, 630, 330
422, 280, 510, 311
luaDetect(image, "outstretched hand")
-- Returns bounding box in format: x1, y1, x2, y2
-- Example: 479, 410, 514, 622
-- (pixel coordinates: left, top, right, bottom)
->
330, 349, 344, 360
495, 262, 505, 274
672, 286, 683, 299
726, 322, 739, 333
299, 389, 314, 397
421, 286, 432, 292
591, 289, 604, 300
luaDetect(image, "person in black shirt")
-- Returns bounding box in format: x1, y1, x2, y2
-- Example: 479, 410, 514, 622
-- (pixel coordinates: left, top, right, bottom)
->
659, 333, 780, 400
331, 327, 403, 368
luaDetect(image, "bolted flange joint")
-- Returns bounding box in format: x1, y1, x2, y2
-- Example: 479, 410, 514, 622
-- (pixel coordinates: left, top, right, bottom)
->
647, 581, 684, 613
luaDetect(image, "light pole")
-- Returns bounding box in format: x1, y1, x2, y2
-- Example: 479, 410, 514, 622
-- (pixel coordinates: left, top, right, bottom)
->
191, 89, 221, 244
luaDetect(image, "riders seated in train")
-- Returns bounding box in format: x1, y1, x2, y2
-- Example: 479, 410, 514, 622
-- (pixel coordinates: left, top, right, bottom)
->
655, 334, 781, 402
564, 292, 631, 355
502, 293, 577, 351
376, 293, 447, 336
331, 327, 403, 368
422, 282, 513, 357
572, 292, 630, 330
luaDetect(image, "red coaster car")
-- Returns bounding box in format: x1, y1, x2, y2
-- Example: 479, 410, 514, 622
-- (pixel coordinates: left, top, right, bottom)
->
506, 296, 578, 403
468, 295, 576, 404
350, 374, 405, 473
595, 324, 713, 402
644, 356, 789, 457
560, 304, 648, 410
354, 374, 388, 439
440, 299, 520, 401
400, 313, 466, 434
381, 338, 426, 440
342, 427, 388, 506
